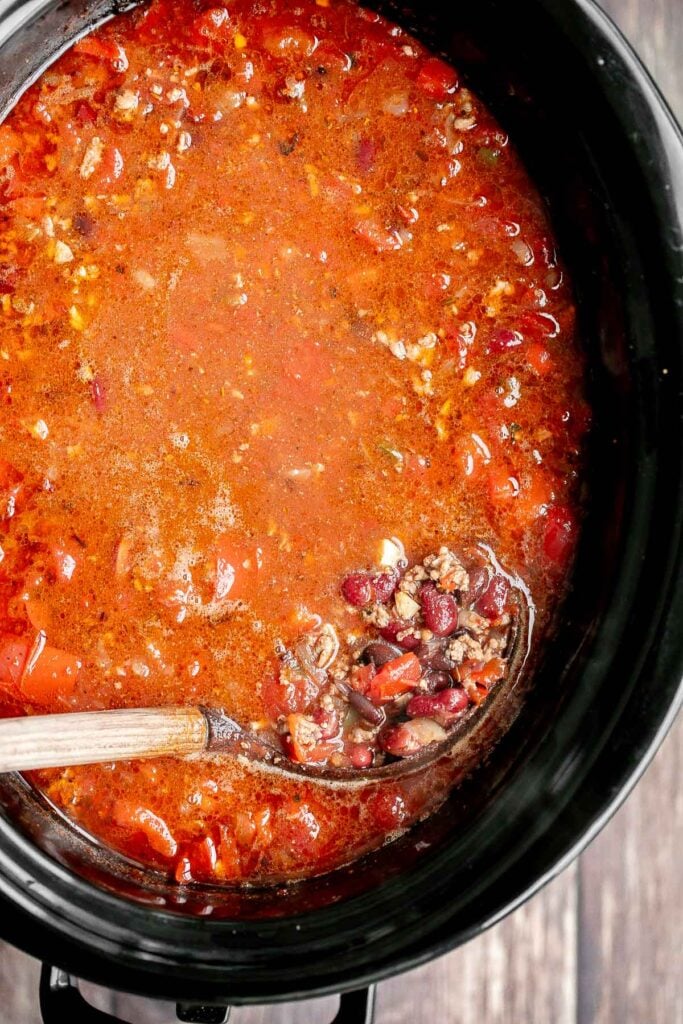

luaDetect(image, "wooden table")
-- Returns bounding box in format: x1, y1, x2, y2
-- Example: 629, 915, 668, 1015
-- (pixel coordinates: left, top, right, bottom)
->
1, 1, 681, 1021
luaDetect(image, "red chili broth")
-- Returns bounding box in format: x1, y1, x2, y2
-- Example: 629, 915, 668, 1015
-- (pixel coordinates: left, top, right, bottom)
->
0, 0, 588, 885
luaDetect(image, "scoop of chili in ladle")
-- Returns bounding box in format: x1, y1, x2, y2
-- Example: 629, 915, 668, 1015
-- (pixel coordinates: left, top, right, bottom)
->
0, 544, 531, 789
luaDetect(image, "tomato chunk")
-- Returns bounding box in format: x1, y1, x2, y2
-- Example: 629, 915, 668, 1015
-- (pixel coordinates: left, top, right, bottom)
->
416, 58, 458, 101
0, 637, 29, 689
0, 633, 80, 701
286, 713, 338, 763
113, 801, 177, 858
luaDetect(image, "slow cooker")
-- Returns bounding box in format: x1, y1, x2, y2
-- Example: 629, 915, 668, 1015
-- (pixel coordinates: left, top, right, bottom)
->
0, 0, 681, 1021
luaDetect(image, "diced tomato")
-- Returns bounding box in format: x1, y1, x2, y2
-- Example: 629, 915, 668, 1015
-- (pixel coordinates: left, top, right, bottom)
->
543, 505, 576, 566
488, 465, 519, 503
20, 635, 81, 701
368, 652, 421, 703
416, 57, 458, 101
112, 801, 177, 858
285, 713, 338, 762
92, 144, 125, 189
74, 36, 129, 72
261, 666, 319, 717
513, 469, 555, 526
23, 585, 52, 633
0, 636, 29, 689
527, 341, 553, 376
349, 661, 375, 695
353, 218, 402, 253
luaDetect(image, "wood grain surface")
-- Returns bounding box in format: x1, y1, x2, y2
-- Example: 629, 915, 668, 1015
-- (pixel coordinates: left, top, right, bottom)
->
0, 1, 681, 1021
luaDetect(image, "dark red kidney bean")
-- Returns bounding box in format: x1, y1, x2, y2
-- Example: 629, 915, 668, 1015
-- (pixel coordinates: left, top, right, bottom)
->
463, 566, 489, 605
406, 687, 469, 722
415, 638, 451, 672
379, 619, 421, 650
420, 582, 459, 637
349, 743, 374, 768
362, 640, 403, 667
475, 574, 510, 619
347, 689, 385, 726
372, 570, 398, 603
423, 669, 452, 692
380, 718, 447, 757
341, 572, 374, 606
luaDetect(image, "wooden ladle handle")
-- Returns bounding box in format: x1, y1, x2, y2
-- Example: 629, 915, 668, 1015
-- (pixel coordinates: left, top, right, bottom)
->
0, 706, 209, 772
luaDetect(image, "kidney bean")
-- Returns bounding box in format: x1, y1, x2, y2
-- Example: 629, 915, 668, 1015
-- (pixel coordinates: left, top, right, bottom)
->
420, 582, 459, 636
379, 619, 421, 650
475, 573, 509, 619
380, 717, 447, 757
415, 637, 452, 672
372, 570, 398, 603
463, 565, 489, 605
406, 687, 469, 725
363, 639, 403, 667
348, 743, 373, 768
341, 572, 374, 606
347, 688, 385, 726
422, 669, 452, 692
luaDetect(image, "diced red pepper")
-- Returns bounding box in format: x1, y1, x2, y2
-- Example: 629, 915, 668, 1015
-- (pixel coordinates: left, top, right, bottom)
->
368, 652, 421, 703
20, 635, 81, 701
416, 57, 458, 101
457, 657, 506, 704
